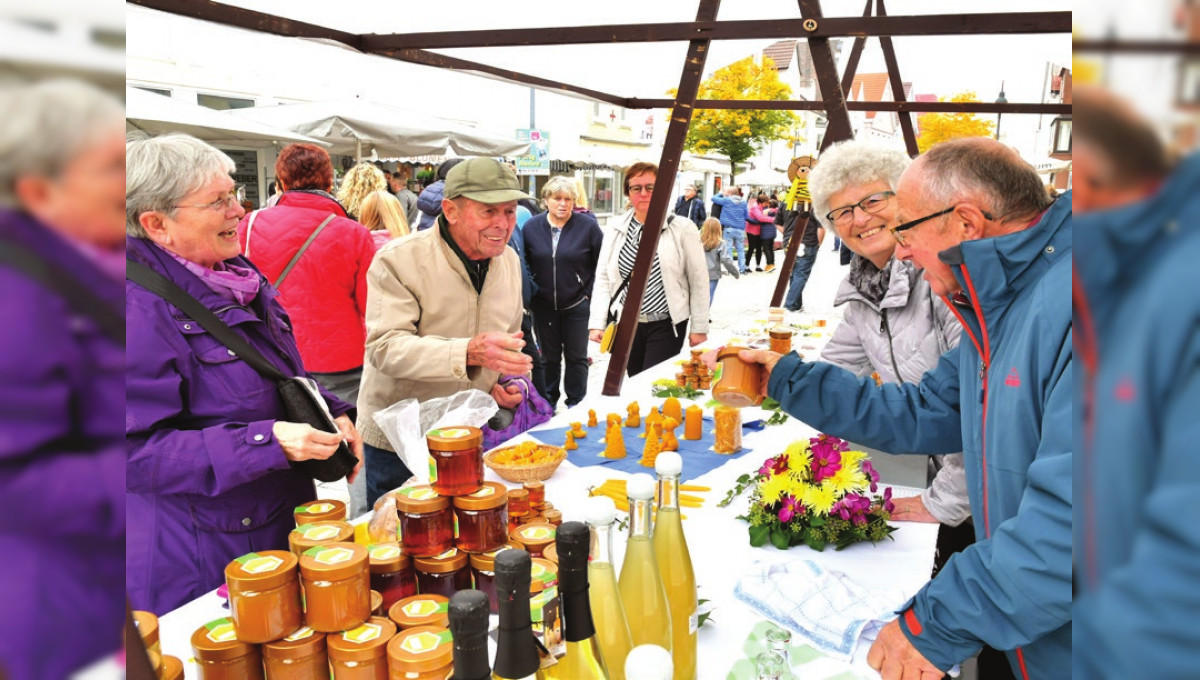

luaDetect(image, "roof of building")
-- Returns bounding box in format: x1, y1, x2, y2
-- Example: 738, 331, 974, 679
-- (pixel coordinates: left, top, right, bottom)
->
762, 40, 796, 70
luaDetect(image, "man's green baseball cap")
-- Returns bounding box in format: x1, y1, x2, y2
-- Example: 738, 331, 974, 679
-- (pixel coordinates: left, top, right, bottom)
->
444, 158, 532, 204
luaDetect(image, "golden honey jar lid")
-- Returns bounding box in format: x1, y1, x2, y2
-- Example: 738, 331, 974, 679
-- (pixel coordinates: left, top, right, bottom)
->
367, 542, 411, 573
132, 610, 159, 648
392, 485, 451, 513
388, 593, 450, 629
288, 521, 354, 553
190, 618, 255, 662
413, 548, 468, 574
387, 625, 454, 673
298, 542, 368, 581
426, 426, 483, 452
451, 481, 508, 511
326, 617, 396, 662
224, 549, 298, 592
293, 499, 347, 524
262, 626, 326, 660
512, 522, 556, 550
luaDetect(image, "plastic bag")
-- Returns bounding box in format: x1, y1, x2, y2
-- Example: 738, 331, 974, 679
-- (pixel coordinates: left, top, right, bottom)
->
372, 388, 498, 485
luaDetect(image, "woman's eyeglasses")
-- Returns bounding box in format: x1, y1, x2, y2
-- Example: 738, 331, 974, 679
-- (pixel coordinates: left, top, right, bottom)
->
628, 184, 655, 195
176, 191, 240, 213
825, 191, 894, 227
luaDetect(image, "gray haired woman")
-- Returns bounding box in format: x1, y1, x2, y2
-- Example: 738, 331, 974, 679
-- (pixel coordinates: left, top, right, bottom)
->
808, 139, 971, 558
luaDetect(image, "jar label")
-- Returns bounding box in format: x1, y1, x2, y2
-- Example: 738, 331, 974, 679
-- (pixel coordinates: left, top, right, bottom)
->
203, 619, 237, 643
396, 486, 438, 501
468, 485, 496, 498
299, 502, 335, 514
369, 544, 402, 561
235, 553, 284, 574
342, 622, 382, 644
401, 599, 449, 617
308, 546, 355, 565
283, 626, 315, 642
428, 427, 471, 439
519, 526, 554, 541
399, 629, 453, 655
301, 525, 341, 541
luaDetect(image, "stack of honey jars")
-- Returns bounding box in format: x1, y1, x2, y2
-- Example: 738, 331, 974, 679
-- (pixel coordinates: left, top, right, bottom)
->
506, 480, 562, 532
675, 348, 714, 390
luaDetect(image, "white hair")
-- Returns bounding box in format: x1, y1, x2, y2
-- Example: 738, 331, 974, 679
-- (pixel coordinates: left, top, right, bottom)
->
126, 133, 236, 238
0, 79, 124, 208
808, 140, 910, 226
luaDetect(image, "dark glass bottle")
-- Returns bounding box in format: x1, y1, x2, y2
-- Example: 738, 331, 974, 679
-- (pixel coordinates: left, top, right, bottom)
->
492, 549, 542, 680
450, 590, 492, 680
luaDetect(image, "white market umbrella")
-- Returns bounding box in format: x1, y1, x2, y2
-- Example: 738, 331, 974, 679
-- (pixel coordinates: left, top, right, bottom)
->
735, 167, 790, 187
227, 98, 530, 160
125, 87, 326, 148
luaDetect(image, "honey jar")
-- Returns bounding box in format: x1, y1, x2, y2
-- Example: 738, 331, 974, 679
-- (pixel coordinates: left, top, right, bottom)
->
132, 610, 160, 657
511, 523, 556, 558
388, 593, 450, 630
224, 550, 302, 644
293, 499, 347, 526
507, 488, 531, 517
190, 618, 263, 680
523, 480, 545, 507
542, 509, 563, 527
413, 549, 471, 598
288, 521, 354, 556
452, 482, 509, 553
262, 626, 327, 680
426, 426, 484, 496
326, 617, 396, 680
161, 655, 184, 680
467, 549, 505, 614
367, 543, 416, 611
542, 543, 558, 564
769, 327, 793, 354
712, 346, 764, 408
298, 543, 371, 633
370, 590, 384, 617
392, 486, 454, 558
386, 625, 454, 680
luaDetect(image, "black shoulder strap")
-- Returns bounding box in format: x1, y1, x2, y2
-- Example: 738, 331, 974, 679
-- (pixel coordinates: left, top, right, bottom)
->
274, 214, 337, 289
125, 260, 287, 382
0, 240, 124, 343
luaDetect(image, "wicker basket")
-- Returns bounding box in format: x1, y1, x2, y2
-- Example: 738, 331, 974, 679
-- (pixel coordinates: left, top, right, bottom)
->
484, 444, 567, 483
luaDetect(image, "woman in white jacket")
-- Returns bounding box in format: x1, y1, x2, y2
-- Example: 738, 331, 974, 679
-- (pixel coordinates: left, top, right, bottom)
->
808, 140, 972, 554
588, 162, 710, 375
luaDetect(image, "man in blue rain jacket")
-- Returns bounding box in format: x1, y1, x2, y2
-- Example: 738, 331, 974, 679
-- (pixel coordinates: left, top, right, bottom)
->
741, 138, 1071, 680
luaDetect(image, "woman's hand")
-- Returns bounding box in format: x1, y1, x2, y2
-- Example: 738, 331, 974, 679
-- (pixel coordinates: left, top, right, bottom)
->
334, 414, 364, 484
491, 382, 525, 409
589, 329, 604, 343
688, 333, 707, 347
273, 421, 342, 463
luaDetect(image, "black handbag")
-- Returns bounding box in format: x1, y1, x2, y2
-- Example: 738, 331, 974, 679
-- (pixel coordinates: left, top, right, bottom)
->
127, 260, 357, 482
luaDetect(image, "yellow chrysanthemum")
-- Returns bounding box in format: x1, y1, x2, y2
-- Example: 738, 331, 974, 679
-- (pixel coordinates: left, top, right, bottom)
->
785, 442, 812, 480
759, 472, 793, 506
827, 465, 869, 495
839, 448, 867, 471
802, 481, 838, 515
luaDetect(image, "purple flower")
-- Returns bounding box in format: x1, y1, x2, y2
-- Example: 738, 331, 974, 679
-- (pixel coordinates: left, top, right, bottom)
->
832, 494, 872, 526
778, 495, 804, 523
882, 486, 895, 514
862, 460, 880, 493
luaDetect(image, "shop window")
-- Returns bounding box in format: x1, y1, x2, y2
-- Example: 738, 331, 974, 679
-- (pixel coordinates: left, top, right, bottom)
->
582, 168, 618, 215
197, 94, 255, 111
1052, 118, 1072, 154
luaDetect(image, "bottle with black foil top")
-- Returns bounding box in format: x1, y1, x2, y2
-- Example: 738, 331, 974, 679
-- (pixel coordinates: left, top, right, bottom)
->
542, 521, 610, 679
450, 590, 492, 680
492, 549, 544, 680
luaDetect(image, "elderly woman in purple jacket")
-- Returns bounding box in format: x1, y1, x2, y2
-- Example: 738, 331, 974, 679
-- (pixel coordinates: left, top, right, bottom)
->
126, 133, 364, 616
0, 80, 125, 679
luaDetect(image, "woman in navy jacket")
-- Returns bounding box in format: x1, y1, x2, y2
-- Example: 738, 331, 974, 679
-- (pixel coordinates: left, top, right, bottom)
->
522, 176, 604, 408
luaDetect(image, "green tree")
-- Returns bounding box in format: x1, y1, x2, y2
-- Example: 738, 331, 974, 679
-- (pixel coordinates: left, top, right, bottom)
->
916, 91, 996, 153
671, 56, 796, 182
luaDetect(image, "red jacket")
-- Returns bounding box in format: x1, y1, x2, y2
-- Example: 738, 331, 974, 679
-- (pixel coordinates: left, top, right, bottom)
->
236, 191, 375, 373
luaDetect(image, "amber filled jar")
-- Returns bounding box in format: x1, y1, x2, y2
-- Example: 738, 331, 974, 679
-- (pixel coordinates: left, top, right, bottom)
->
371, 590, 384, 617
132, 610, 161, 657
190, 618, 264, 680
413, 549, 471, 598
298, 542, 371, 633
386, 625, 454, 680
452, 482, 508, 553
511, 523, 556, 558
507, 488, 531, 517
713, 346, 765, 408
326, 617, 396, 680
161, 655, 184, 680
367, 543, 416, 611
293, 499, 347, 526
262, 626, 327, 680
288, 521, 354, 556
769, 327, 793, 354
388, 593, 450, 630
542, 509, 563, 527
523, 480, 545, 507
426, 426, 484, 496
225, 550, 302, 644
393, 486, 454, 558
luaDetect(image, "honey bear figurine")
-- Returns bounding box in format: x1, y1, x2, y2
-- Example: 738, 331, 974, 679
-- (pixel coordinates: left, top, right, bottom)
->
661, 417, 680, 452
625, 401, 641, 428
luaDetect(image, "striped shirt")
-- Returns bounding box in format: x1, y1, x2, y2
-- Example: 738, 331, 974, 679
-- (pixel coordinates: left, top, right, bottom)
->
617, 218, 670, 317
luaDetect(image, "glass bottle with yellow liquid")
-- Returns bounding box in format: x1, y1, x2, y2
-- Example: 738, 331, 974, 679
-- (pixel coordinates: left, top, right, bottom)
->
541, 522, 609, 679
618, 474, 672, 652
653, 452, 697, 680
586, 497, 634, 679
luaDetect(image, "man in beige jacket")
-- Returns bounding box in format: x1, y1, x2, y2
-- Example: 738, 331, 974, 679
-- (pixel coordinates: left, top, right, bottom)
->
358, 158, 533, 505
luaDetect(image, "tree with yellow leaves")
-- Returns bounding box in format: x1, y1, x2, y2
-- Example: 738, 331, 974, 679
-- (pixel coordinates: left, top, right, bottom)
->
672, 56, 796, 182
916, 91, 996, 153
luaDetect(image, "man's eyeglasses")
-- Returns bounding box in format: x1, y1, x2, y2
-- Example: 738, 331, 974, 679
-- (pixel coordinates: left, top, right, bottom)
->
889, 205, 993, 246
825, 191, 894, 227
176, 190, 240, 213
628, 184, 655, 195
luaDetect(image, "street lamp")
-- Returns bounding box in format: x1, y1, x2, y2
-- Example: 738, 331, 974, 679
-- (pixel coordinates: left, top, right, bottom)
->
994, 81, 1008, 141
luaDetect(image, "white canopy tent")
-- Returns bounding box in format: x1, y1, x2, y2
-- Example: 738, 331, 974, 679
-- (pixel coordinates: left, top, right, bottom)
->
735, 166, 791, 187
125, 87, 326, 148
227, 98, 530, 160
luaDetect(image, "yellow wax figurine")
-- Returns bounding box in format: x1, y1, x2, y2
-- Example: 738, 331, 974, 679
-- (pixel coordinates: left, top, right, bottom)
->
661, 417, 680, 452
643, 407, 662, 439
640, 426, 662, 468
565, 431, 578, 450
570, 422, 587, 438
661, 397, 682, 423
604, 421, 626, 459
625, 401, 641, 428
587, 409, 598, 428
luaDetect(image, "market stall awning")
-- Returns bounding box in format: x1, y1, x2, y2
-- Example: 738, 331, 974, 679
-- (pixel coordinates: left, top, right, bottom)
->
732, 167, 790, 186
227, 98, 530, 159
125, 87, 326, 148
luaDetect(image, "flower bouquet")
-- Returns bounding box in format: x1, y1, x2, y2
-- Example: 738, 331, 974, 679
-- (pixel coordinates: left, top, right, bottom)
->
726, 434, 897, 551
